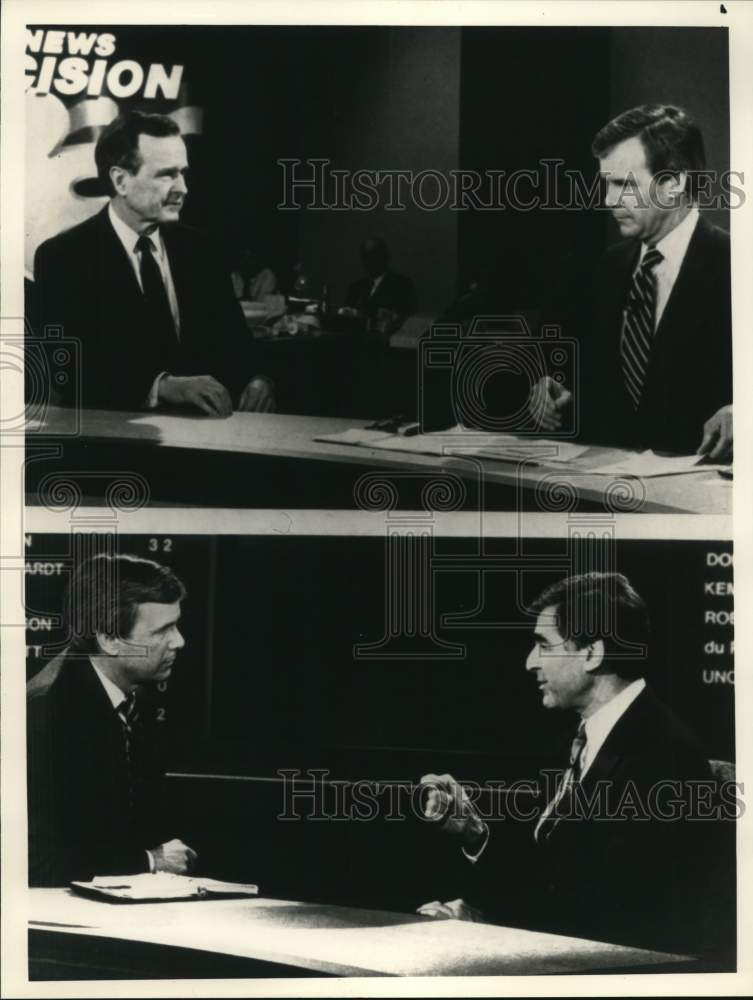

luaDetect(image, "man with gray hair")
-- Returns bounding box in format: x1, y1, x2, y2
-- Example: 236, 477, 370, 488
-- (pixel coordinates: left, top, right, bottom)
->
33, 111, 275, 416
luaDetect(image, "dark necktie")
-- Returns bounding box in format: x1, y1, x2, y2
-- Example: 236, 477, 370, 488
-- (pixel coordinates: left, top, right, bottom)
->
135, 232, 177, 346
620, 247, 664, 409
534, 721, 587, 845
117, 693, 143, 807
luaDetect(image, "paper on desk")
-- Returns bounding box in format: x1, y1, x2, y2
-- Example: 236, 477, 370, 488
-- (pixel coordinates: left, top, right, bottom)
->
71, 872, 259, 902
315, 428, 396, 447
317, 427, 590, 463
445, 439, 590, 464
590, 450, 727, 477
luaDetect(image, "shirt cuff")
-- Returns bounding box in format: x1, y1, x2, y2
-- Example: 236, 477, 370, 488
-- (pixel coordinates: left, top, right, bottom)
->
145, 372, 170, 409
461, 822, 490, 864
146, 849, 156, 873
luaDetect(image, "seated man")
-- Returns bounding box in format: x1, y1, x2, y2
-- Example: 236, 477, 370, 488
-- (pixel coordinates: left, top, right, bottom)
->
528, 104, 731, 458
27, 553, 198, 886
419, 573, 734, 959
341, 237, 416, 339
32, 111, 275, 417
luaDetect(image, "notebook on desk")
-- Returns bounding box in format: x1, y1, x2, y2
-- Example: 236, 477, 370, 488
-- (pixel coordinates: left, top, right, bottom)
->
71, 872, 259, 904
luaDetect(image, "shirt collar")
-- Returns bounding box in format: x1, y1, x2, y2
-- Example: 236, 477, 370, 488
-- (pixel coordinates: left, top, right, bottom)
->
90, 659, 129, 710
641, 205, 699, 269
108, 202, 162, 258
582, 677, 646, 764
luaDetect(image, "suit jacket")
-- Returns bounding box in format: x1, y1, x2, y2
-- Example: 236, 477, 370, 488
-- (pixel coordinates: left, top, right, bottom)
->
576, 217, 732, 453
471, 689, 728, 956
32, 206, 259, 411
345, 269, 417, 321
27, 651, 170, 886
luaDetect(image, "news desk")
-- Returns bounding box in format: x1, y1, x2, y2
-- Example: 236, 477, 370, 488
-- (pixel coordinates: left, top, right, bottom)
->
28, 888, 700, 980
25, 407, 731, 513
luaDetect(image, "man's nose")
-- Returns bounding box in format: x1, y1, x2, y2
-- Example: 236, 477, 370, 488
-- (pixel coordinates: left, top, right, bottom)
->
171, 628, 185, 650
525, 647, 539, 672
174, 173, 188, 196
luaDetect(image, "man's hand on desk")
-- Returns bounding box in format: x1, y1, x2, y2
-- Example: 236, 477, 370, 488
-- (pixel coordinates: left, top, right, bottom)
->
420, 773, 488, 852
697, 404, 732, 462
150, 838, 198, 875
417, 898, 484, 922
237, 376, 277, 413
158, 375, 233, 417
528, 375, 572, 432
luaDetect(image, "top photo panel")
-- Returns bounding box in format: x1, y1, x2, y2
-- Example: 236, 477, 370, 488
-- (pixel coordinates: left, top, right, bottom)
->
23, 24, 734, 514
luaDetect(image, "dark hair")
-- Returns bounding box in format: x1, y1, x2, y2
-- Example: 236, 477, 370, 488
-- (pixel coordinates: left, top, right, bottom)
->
528, 572, 650, 680
591, 104, 706, 200
67, 553, 186, 654
95, 111, 181, 196
360, 237, 389, 261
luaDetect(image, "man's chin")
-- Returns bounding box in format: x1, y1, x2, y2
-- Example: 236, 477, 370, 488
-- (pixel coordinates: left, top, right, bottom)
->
159, 205, 183, 222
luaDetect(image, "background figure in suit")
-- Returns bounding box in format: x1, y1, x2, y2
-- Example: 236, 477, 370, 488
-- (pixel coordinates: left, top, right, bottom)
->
32, 111, 275, 417
27, 554, 197, 886
342, 237, 416, 338
419, 573, 733, 959
529, 105, 732, 458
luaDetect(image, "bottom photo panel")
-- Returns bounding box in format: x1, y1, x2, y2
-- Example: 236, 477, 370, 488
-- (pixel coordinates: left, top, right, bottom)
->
25, 531, 736, 980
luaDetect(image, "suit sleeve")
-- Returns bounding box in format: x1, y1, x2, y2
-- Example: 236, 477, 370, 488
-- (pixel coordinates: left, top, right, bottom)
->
34, 237, 164, 411
27, 694, 150, 886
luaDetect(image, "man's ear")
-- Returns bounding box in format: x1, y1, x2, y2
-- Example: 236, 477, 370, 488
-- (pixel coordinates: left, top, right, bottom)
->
655, 169, 688, 207
95, 631, 120, 657
583, 638, 605, 673
109, 165, 129, 197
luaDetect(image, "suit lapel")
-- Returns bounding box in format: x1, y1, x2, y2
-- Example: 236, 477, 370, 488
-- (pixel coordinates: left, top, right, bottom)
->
651, 217, 712, 359
161, 224, 190, 335
94, 206, 143, 299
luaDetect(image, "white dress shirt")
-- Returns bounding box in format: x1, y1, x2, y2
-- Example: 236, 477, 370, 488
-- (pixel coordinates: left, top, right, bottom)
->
579, 677, 646, 776
464, 678, 647, 864
634, 206, 699, 330
107, 203, 181, 335
91, 660, 128, 711
108, 203, 181, 409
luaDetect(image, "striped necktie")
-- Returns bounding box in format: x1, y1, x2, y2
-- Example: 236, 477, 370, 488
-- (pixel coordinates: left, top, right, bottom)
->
620, 247, 664, 410
117, 693, 141, 805
534, 721, 587, 845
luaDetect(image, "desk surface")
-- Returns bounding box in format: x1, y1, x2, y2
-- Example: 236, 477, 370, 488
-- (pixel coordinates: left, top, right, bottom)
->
29, 407, 731, 514
29, 888, 695, 978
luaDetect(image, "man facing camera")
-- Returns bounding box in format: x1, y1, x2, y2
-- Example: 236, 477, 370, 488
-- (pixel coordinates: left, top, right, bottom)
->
33, 111, 274, 416
419, 573, 730, 957
27, 554, 198, 886
529, 105, 732, 459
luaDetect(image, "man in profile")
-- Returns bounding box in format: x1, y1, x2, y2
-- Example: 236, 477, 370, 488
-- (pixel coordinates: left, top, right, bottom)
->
529, 105, 732, 459
27, 553, 198, 886
32, 111, 275, 416
419, 572, 731, 957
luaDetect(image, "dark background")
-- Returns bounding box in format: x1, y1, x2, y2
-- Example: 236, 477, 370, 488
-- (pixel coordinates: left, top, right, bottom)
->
30, 24, 730, 318
26, 533, 734, 908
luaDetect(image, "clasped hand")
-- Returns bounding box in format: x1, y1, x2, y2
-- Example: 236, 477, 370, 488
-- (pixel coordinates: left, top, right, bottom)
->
158, 374, 276, 417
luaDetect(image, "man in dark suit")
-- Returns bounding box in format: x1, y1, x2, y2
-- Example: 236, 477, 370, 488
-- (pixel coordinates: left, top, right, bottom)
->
418, 573, 732, 958
32, 111, 274, 416
529, 105, 732, 458
342, 237, 416, 338
27, 553, 198, 886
